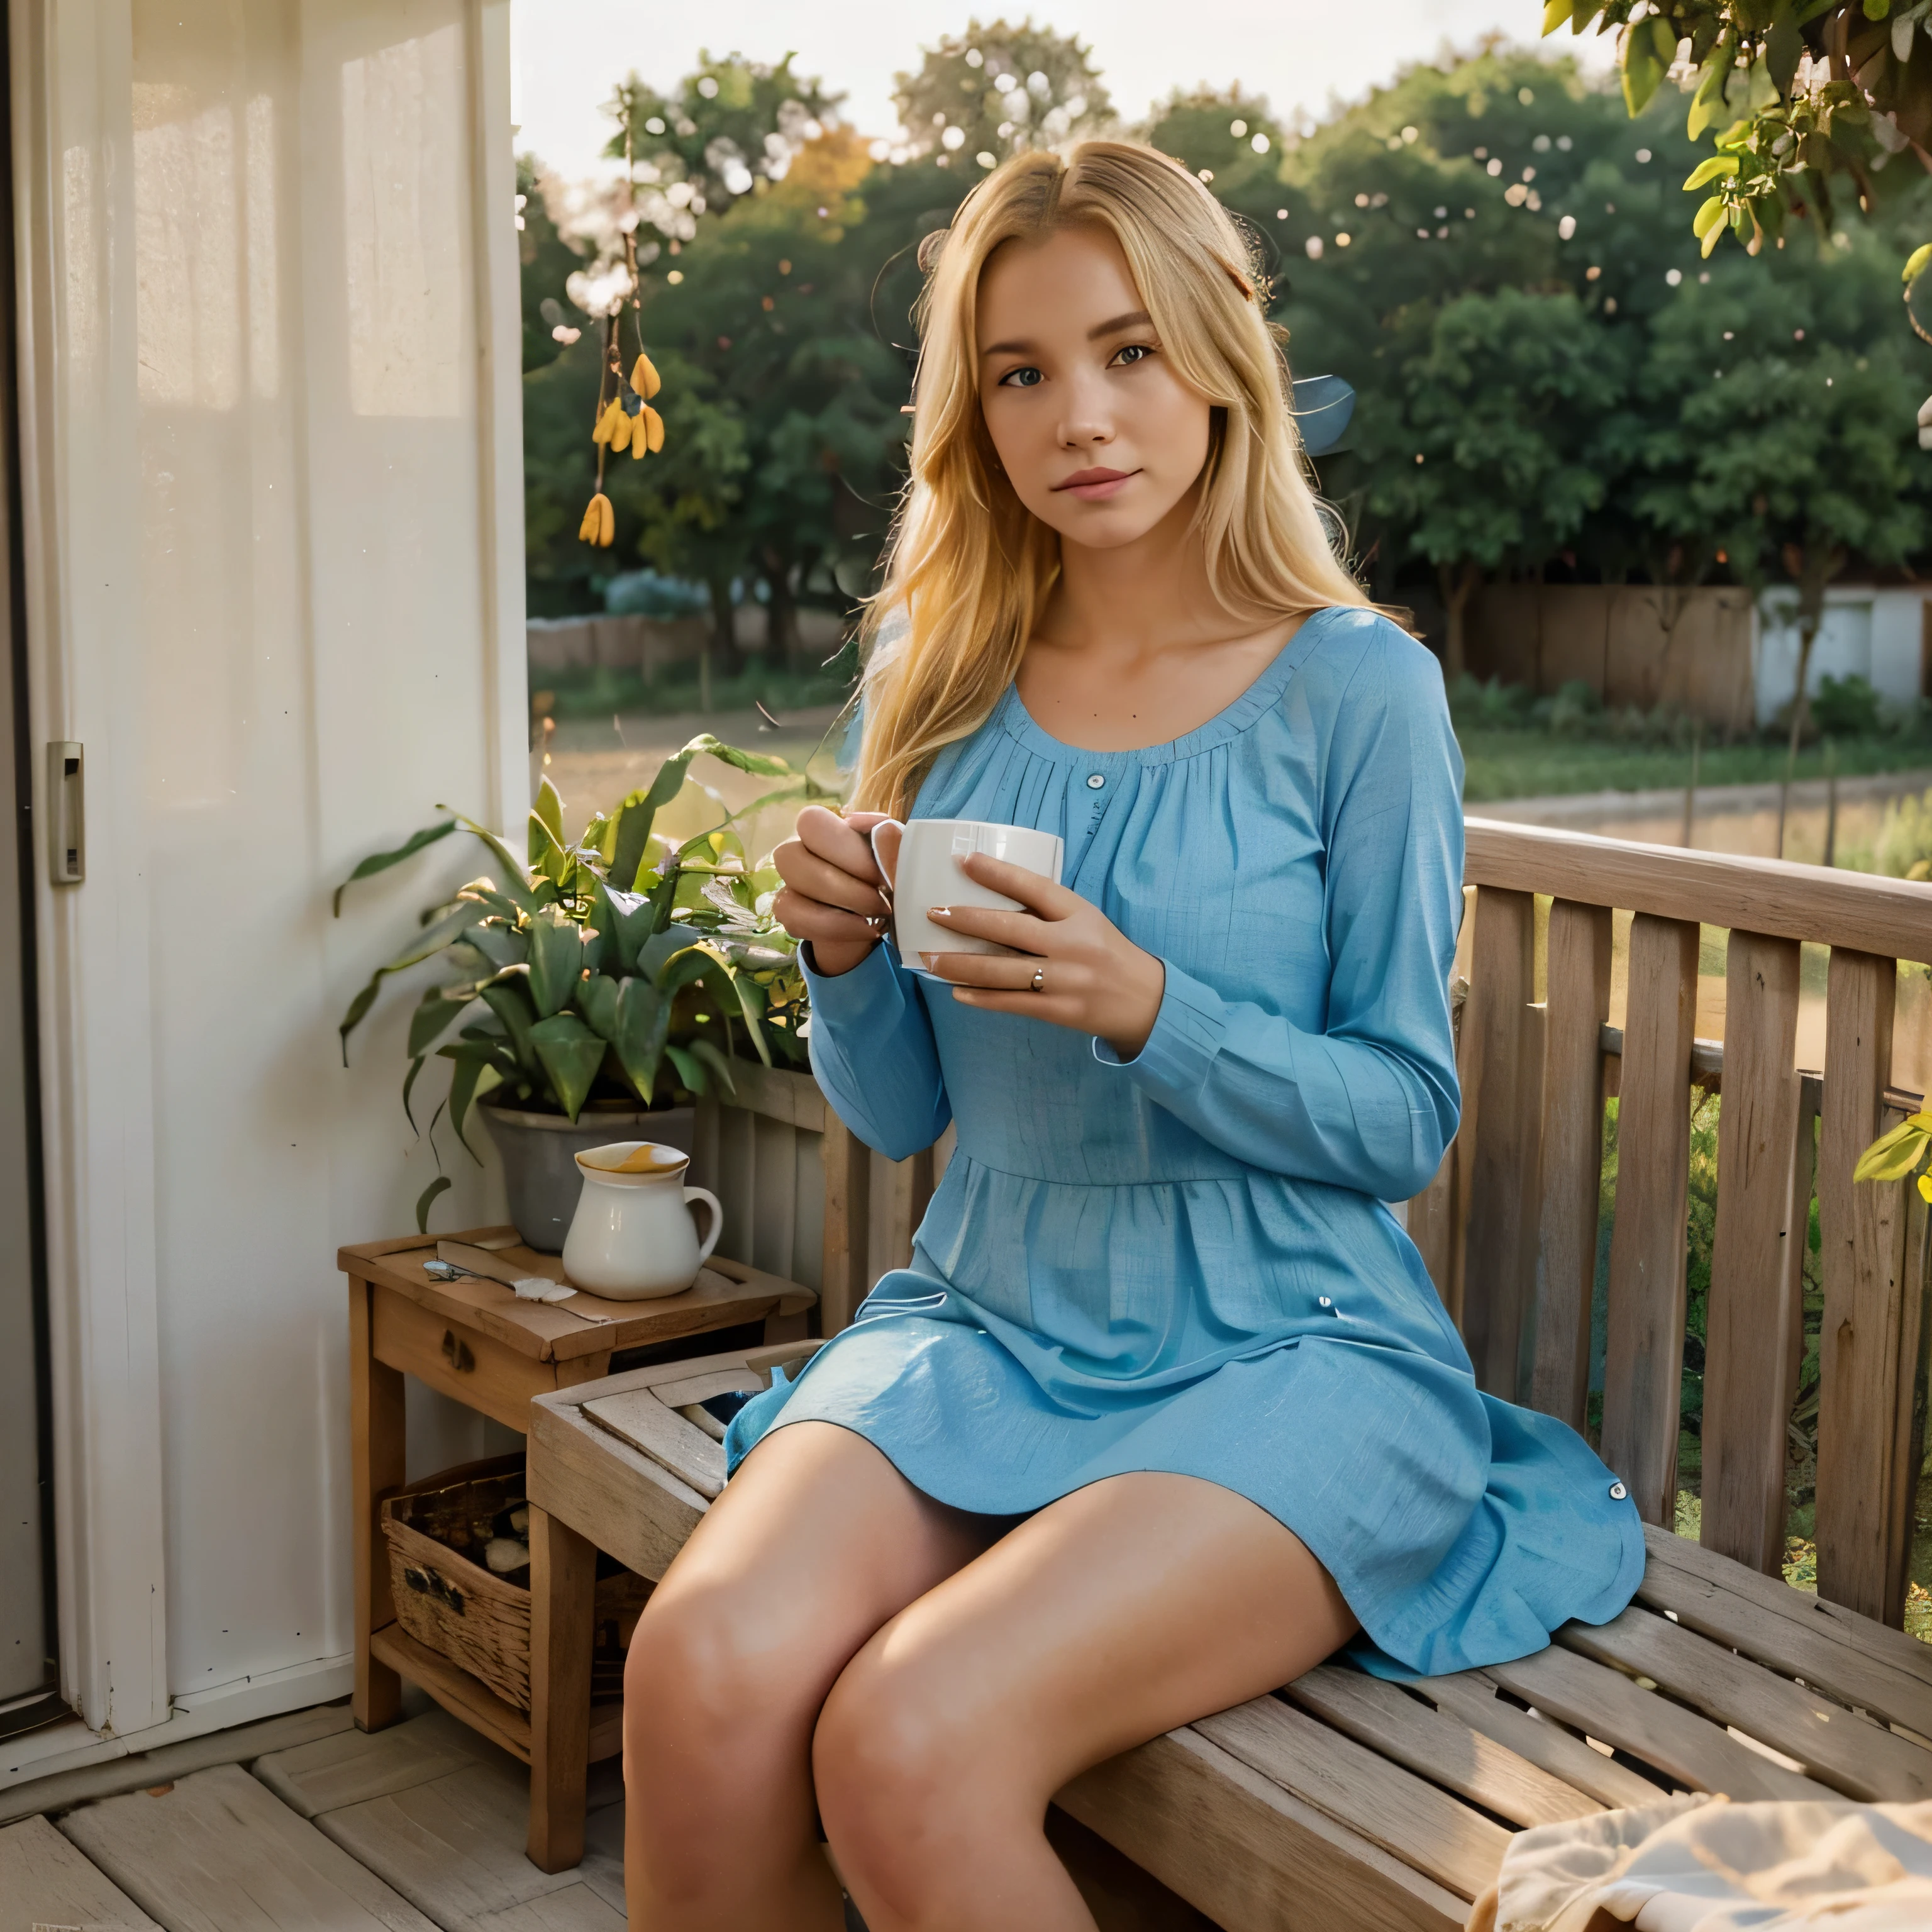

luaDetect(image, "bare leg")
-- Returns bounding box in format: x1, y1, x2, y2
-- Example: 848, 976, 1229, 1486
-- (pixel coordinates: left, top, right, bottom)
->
622, 1421, 1006, 1931
813, 1474, 1357, 1932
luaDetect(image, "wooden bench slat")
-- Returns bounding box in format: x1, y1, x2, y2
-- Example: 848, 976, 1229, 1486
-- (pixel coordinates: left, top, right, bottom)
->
1283, 1665, 1599, 1828
1636, 1525, 1932, 1728
1531, 901, 1611, 1428
1058, 1728, 1467, 1932
1194, 1695, 1512, 1902
1816, 949, 1914, 1623
1557, 1607, 1932, 1801
1701, 931, 1804, 1575
526, 1396, 708, 1581
1413, 1672, 1672, 1811
1600, 911, 1701, 1525
580, 1389, 727, 1499
1460, 887, 1540, 1400
1482, 1643, 1835, 1802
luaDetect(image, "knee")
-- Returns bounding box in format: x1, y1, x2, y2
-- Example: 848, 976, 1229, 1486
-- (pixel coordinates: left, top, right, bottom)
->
623, 1577, 801, 1790
814, 1645, 1021, 1901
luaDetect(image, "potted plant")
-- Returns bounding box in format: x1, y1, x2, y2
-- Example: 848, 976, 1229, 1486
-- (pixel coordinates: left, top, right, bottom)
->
336, 734, 825, 1248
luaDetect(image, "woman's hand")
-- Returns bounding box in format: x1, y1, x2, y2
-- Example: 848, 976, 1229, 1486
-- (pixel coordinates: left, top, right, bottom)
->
923, 856, 1166, 1060
772, 807, 894, 978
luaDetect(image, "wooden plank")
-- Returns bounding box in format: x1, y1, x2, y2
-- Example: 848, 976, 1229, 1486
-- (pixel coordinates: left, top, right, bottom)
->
1282, 1666, 1599, 1828
1600, 913, 1700, 1524
1701, 931, 1803, 1574
1058, 1726, 1465, 1932
1888, 1178, 1932, 1636
705, 1057, 826, 1131
1531, 899, 1612, 1428
473, 1887, 626, 1931
352, 1275, 407, 1732
648, 1367, 764, 1409
527, 1507, 597, 1874
1816, 949, 1913, 1623
58, 1763, 441, 1931
0, 1701, 355, 1829
1463, 817, 1932, 963
819, 1118, 871, 1335
580, 1389, 726, 1500
1482, 1644, 1834, 1801
1413, 1672, 1671, 1811
0, 1815, 161, 1931
255, 1710, 498, 1820
1405, 1139, 1458, 1312
371, 1624, 532, 1766
526, 1395, 709, 1583
1787, 1073, 1821, 1414
1045, 1807, 1218, 1931
373, 1285, 554, 1434
1459, 886, 1538, 1399
1636, 1523, 1932, 1733
1192, 1696, 1510, 1902
1557, 1606, 1932, 1801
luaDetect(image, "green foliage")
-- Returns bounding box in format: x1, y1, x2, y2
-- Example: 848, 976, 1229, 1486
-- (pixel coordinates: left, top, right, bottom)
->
1874, 782, 1932, 876
892, 18, 1111, 165
1811, 670, 1884, 734
1549, 1, 1932, 264
336, 740, 831, 1228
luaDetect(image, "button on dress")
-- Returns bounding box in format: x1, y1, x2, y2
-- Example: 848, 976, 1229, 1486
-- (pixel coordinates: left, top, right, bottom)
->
726, 606, 1644, 1679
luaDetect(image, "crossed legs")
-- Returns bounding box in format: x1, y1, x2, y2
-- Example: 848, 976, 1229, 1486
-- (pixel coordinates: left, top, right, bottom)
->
622, 1421, 1356, 1931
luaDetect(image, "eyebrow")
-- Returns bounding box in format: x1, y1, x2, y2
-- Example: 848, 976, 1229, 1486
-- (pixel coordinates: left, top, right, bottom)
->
979, 309, 1155, 358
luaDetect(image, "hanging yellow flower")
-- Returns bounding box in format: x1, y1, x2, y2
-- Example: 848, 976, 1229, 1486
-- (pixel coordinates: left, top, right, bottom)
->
576, 202, 667, 545
577, 492, 614, 547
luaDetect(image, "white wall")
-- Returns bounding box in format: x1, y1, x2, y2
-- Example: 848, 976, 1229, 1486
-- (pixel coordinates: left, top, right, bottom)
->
1755, 585, 1928, 726
11, 0, 525, 1768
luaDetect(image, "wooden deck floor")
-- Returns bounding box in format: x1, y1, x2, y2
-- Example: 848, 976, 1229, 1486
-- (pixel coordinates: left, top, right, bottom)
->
0, 1705, 626, 1932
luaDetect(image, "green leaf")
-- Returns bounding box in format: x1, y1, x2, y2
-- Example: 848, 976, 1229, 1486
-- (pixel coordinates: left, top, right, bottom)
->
445, 1048, 504, 1158
1540, 0, 1570, 35
1853, 1118, 1931, 1183
1692, 193, 1729, 238
411, 983, 481, 1058
528, 810, 572, 888
528, 1011, 608, 1120
480, 977, 540, 1071
443, 812, 543, 913
533, 775, 565, 846
462, 919, 528, 971
1767, 9, 1803, 96
526, 908, 587, 1018
402, 1053, 426, 1133
1684, 154, 1740, 190
684, 1036, 737, 1094
1623, 22, 1667, 115
663, 1041, 706, 1096
333, 820, 457, 917
338, 905, 478, 1063
657, 943, 719, 1000
1906, 243, 1932, 285
1570, 0, 1603, 31
415, 1174, 452, 1235
1648, 14, 1677, 64
612, 979, 670, 1102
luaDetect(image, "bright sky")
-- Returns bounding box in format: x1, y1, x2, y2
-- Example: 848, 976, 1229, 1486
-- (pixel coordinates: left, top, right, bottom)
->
509, 1, 1618, 180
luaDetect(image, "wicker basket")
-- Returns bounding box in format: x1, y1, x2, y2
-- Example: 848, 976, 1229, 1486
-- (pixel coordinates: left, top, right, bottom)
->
381, 1452, 647, 1712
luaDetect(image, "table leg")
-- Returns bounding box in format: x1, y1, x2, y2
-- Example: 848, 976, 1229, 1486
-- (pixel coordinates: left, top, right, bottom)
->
350, 1275, 406, 1731
528, 1502, 597, 1872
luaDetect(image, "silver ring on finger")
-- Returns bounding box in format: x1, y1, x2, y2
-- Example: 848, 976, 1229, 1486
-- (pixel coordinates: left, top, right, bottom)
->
1030, 965, 1045, 994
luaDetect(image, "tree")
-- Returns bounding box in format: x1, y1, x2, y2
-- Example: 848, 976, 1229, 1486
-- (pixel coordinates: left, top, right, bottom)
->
891, 19, 1111, 169
1549, 1, 1932, 263
517, 155, 592, 377
1635, 235, 1928, 840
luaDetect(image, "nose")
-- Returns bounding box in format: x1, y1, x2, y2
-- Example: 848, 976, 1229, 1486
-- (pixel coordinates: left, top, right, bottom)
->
1057, 368, 1115, 450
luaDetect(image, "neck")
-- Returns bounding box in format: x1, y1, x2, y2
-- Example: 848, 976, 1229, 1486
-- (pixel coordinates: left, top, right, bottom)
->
1039, 487, 1243, 658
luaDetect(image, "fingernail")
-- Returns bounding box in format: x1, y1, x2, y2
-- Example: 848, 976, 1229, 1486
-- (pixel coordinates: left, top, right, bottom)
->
919, 952, 937, 967
930, 906, 950, 918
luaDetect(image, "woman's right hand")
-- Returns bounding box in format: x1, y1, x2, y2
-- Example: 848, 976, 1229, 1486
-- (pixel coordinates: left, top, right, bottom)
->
773, 807, 897, 978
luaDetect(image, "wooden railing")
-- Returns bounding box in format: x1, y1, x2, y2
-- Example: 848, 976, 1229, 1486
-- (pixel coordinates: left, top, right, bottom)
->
1409, 818, 1932, 1628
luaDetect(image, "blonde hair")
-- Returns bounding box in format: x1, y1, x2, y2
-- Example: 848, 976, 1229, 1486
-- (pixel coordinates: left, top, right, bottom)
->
850, 139, 1370, 818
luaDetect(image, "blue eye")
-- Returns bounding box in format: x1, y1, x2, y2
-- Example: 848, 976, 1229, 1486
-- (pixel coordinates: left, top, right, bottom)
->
997, 365, 1044, 388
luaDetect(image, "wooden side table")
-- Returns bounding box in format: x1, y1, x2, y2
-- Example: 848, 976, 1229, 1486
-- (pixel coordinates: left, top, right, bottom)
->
340, 1225, 815, 1870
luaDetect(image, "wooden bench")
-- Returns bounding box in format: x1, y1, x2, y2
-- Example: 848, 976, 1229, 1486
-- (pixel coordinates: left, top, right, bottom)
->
528, 818, 1932, 1928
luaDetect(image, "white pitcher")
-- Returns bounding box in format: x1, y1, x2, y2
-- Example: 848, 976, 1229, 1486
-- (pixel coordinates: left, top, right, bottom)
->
562, 1141, 723, 1300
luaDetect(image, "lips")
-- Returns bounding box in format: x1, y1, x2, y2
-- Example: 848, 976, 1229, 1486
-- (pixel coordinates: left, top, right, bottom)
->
1052, 467, 1137, 500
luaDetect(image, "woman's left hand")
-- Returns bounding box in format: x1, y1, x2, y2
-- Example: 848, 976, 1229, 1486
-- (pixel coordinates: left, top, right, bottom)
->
921, 855, 1166, 1060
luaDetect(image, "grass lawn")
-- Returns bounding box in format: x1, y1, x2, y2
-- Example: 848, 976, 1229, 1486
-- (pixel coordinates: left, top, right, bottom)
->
1458, 728, 1932, 803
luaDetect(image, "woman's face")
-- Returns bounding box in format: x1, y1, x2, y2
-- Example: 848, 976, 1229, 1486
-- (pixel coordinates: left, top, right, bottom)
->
975, 225, 1214, 552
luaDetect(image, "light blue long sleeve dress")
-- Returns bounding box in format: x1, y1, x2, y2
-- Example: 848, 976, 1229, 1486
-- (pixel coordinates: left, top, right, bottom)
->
726, 605, 1644, 1679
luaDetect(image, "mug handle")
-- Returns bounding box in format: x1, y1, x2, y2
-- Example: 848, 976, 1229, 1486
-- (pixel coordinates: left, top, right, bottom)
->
866, 816, 906, 897
684, 1186, 723, 1267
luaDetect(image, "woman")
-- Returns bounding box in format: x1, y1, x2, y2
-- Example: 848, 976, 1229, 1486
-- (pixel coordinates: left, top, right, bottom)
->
622, 142, 1642, 1932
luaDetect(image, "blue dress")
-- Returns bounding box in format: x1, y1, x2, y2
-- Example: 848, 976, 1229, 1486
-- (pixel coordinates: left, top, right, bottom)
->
728, 606, 1643, 1678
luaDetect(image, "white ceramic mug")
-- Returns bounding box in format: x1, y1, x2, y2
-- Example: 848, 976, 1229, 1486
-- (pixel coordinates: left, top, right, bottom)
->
562, 1141, 723, 1300
870, 818, 1064, 974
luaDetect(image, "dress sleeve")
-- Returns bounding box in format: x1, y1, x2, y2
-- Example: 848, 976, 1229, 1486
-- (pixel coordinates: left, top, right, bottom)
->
802, 941, 953, 1160
1096, 627, 1463, 1201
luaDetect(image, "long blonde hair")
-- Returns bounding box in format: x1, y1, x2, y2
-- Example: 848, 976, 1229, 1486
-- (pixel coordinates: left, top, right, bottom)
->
850, 139, 1370, 817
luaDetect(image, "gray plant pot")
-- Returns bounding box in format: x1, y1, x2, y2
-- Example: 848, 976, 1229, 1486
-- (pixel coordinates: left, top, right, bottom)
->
481, 1102, 696, 1253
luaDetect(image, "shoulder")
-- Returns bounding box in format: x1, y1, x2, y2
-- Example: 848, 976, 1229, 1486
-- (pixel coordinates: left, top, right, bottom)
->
1285, 605, 1450, 728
